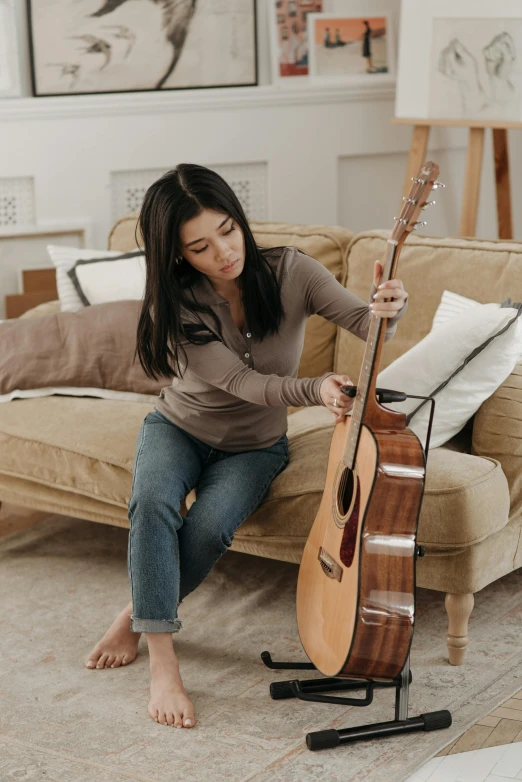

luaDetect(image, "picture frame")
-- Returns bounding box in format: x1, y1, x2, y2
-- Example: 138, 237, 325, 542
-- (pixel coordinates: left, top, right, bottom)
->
396, 0, 522, 123
0, 0, 22, 98
26, 0, 258, 97
268, 0, 327, 84
307, 12, 395, 84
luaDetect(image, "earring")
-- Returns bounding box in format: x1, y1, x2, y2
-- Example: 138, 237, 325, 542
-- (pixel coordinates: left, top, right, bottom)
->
175, 256, 183, 265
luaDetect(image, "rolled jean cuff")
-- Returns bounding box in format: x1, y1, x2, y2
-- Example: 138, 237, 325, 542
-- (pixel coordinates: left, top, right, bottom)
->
130, 615, 183, 633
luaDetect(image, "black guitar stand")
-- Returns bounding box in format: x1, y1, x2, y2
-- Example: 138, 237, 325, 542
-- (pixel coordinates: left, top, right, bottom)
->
261, 651, 451, 751
261, 386, 452, 751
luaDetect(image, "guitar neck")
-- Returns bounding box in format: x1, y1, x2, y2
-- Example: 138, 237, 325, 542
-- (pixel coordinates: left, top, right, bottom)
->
345, 239, 399, 470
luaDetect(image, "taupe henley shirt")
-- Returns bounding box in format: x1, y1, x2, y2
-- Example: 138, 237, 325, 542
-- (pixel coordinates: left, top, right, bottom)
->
155, 246, 407, 452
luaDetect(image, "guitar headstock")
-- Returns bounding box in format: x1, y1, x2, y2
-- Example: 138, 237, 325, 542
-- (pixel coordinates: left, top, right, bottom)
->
391, 161, 442, 246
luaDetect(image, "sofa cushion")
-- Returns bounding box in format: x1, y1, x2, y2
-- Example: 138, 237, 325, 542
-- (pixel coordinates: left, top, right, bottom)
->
0, 399, 508, 560
108, 215, 353, 404
0, 397, 154, 508
235, 412, 510, 557
335, 230, 522, 381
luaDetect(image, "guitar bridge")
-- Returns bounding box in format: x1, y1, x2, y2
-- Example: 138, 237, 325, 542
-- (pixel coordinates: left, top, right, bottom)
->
318, 547, 343, 582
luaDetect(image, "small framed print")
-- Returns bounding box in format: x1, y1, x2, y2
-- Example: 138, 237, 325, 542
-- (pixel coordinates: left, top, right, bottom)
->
269, 0, 326, 83
307, 12, 395, 84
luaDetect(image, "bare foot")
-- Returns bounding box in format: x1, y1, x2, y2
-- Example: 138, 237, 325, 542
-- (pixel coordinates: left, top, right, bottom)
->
147, 634, 196, 729
85, 600, 141, 670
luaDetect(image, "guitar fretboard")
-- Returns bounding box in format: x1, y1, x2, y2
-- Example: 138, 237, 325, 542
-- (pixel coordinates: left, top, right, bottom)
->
345, 239, 398, 470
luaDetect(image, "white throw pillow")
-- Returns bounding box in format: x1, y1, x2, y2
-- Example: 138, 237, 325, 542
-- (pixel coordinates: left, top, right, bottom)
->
432, 290, 522, 361
377, 302, 522, 449
47, 245, 144, 311
431, 290, 481, 330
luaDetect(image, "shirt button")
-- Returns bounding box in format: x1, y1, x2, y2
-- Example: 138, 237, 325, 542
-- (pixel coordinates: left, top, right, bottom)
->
245, 352, 250, 358
246, 332, 251, 338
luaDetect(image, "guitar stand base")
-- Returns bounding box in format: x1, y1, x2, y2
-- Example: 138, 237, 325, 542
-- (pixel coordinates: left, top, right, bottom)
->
261, 651, 452, 751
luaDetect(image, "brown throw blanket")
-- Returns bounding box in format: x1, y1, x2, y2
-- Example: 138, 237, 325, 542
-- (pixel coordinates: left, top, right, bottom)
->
1, 300, 170, 396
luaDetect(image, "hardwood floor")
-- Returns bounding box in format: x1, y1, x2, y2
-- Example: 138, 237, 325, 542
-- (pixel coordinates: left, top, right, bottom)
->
437, 691, 522, 756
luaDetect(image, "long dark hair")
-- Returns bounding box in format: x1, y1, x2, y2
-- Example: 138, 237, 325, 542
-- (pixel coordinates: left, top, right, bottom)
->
134, 163, 285, 381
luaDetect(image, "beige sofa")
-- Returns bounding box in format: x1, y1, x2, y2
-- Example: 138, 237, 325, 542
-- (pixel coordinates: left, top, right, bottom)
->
1, 217, 521, 667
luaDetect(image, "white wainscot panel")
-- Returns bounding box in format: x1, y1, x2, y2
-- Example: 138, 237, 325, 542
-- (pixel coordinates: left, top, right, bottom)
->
111, 162, 268, 224
338, 134, 509, 241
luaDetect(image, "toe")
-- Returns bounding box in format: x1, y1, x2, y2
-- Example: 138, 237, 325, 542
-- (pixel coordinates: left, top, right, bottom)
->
173, 712, 183, 729
111, 656, 122, 668
158, 712, 168, 726
96, 653, 110, 669
85, 656, 98, 669
106, 655, 116, 668
182, 709, 196, 728
166, 712, 176, 727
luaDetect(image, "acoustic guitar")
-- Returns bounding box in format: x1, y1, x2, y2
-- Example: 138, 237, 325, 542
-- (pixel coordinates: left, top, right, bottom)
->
296, 161, 440, 682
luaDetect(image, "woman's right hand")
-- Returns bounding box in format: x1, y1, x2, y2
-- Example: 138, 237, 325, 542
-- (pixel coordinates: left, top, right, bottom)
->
319, 374, 354, 424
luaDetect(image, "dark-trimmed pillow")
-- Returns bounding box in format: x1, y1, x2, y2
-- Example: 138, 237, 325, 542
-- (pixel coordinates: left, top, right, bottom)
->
377, 301, 522, 449
67, 250, 145, 306
47, 245, 144, 311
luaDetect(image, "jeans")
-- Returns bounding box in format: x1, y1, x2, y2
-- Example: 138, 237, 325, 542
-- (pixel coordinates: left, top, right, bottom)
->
127, 409, 289, 633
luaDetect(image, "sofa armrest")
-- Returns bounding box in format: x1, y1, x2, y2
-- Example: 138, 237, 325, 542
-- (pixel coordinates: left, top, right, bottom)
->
472, 362, 522, 521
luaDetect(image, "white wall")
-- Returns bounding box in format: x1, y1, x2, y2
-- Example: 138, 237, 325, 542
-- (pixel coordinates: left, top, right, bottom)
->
1, 0, 521, 319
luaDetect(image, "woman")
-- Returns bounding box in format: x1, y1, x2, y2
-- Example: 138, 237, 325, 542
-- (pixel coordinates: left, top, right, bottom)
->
362, 20, 374, 73
84, 163, 408, 729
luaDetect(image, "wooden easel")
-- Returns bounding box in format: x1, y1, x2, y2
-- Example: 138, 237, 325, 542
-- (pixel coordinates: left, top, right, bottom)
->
393, 118, 521, 239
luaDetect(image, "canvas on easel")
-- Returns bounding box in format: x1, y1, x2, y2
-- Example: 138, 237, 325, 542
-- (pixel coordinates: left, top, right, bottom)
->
393, 0, 522, 239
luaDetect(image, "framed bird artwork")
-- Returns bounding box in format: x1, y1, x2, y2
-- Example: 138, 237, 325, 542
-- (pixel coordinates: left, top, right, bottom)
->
26, 0, 258, 96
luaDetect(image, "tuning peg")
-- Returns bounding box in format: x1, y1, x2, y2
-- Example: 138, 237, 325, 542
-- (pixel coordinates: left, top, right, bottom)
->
432, 181, 445, 190
413, 221, 427, 230
423, 200, 436, 209
402, 197, 418, 204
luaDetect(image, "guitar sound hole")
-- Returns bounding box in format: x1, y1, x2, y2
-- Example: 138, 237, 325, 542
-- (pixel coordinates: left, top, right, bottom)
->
337, 467, 355, 516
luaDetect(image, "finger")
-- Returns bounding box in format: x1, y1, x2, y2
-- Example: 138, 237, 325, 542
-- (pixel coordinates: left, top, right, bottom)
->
372, 297, 404, 309
373, 288, 405, 302
453, 39, 468, 57
373, 295, 406, 308
373, 261, 383, 288
371, 304, 403, 317
373, 289, 398, 300
377, 280, 403, 291
371, 297, 404, 309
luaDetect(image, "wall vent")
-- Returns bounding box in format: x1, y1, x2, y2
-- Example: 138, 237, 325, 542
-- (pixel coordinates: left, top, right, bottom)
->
111, 162, 268, 223
0, 177, 35, 228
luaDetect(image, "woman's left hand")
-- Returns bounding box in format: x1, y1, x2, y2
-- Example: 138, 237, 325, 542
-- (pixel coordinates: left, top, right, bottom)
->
370, 261, 408, 318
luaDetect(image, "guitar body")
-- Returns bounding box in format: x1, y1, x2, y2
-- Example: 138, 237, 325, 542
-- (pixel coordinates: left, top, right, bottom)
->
296, 412, 426, 681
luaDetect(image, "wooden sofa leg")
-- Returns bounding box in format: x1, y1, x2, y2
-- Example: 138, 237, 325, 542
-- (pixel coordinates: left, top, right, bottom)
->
445, 592, 474, 665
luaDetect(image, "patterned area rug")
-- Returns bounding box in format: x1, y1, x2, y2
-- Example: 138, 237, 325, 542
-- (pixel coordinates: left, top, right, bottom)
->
1, 515, 522, 782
